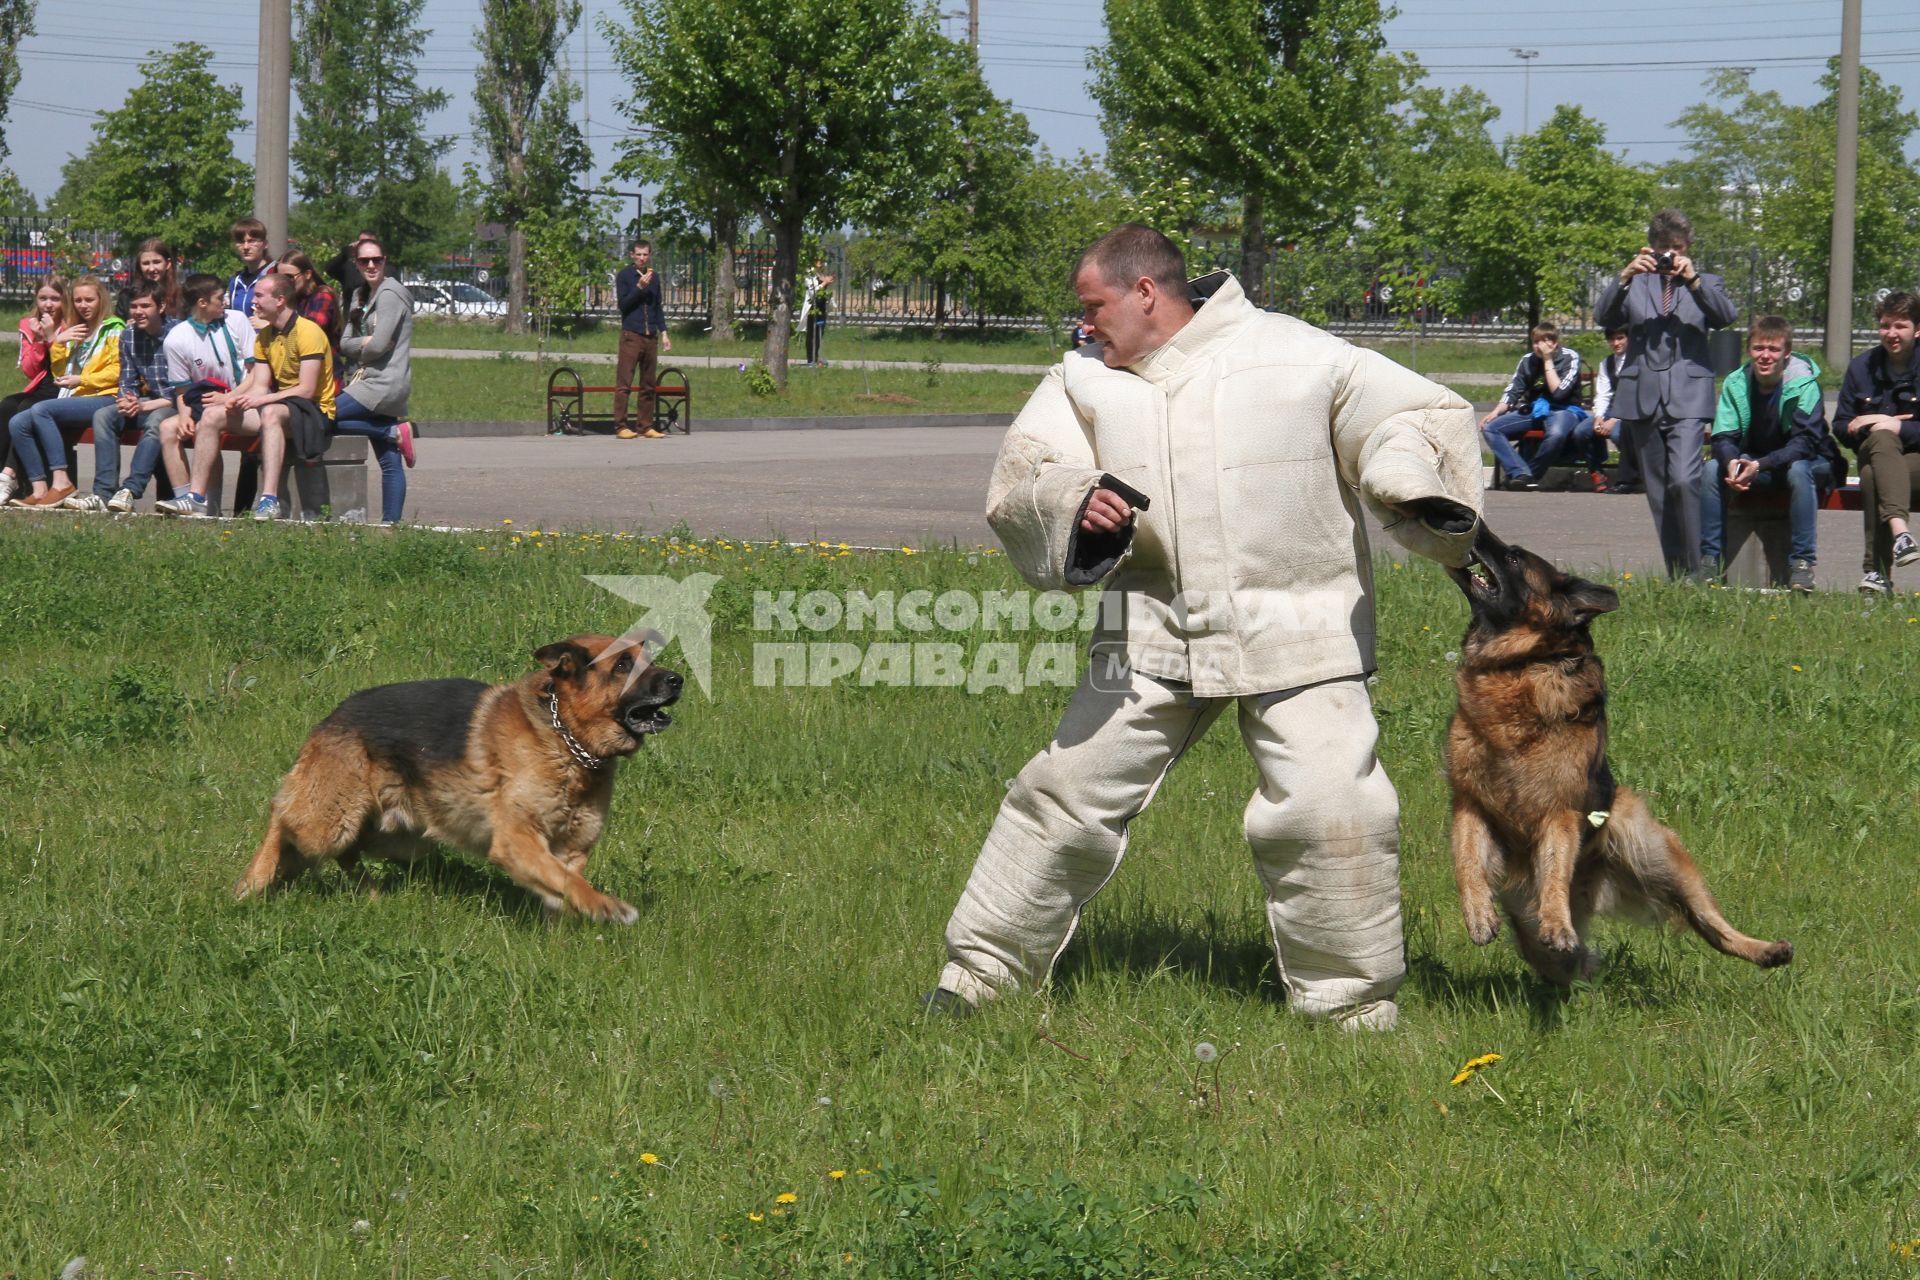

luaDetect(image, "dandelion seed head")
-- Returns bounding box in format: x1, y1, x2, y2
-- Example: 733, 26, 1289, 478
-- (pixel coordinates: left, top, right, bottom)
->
1194, 1042, 1219, 1064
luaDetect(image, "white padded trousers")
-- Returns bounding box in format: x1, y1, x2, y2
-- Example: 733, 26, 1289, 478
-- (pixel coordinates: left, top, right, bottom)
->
939, 667, 1404, 1024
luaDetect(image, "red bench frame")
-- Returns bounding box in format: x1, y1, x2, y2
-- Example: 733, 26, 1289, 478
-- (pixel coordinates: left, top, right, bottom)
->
545, 364, 691, 436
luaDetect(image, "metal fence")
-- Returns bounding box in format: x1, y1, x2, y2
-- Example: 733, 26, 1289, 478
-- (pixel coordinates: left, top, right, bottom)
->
3, 216, 1903, 340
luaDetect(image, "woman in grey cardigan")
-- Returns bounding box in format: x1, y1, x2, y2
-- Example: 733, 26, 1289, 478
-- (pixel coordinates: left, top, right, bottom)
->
337, 237, 416, 522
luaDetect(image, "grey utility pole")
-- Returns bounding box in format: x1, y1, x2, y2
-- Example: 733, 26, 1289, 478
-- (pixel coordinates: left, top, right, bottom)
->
255, 0, 292, 252
1825, 0, 1862, 369
968, 0, 977, 48
1510, 48, 1539, 133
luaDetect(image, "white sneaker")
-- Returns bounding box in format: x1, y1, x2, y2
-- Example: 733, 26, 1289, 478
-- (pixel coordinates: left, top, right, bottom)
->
62, 493, 107, 513
0, 473, 15, 505
107, 488, 135, 513
155, 494, 209, 518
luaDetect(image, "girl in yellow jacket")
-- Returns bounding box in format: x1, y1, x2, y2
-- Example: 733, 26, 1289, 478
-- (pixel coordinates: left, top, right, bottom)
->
6, 275, 123, 506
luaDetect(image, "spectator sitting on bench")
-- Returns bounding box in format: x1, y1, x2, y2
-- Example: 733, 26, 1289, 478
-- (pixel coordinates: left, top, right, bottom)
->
7, 274, 124, 508
1479, 321, 1600, 491
159, 273, 333, 520
70, 281, 178, 512
1590, 325, 1642, 495
1833, 290, 1920, 596
116, 238, 186, 322
0, 276, 71, 507
1699, 315, 1844, 593
157, 273, 257, 515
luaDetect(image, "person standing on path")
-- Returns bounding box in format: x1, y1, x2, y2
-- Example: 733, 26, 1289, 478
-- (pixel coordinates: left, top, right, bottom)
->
614, 239, 672, 440
1594, 208, 1736, 578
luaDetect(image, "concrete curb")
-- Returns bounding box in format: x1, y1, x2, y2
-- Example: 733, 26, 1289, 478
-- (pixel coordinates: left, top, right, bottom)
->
424, 412, 1017, 438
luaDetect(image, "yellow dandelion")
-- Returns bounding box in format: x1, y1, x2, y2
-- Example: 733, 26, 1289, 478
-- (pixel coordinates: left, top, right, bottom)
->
838, 541, 849, 551
502, 518, 513, 524
775, 1191, 797, 1204
1908, 618, 1916, 624
856, 1168, 871, 1176
1622, 571, 1633, 580
1450, 1051, 1504, 1086
748, 1212, 764, 1223
829, 1169, 846, 1180
901, 546, 916, 555
640, 1152, 659, 1165
771, 1207, 787, 1217
842, 1253, 854, 1264
1791, 664, 1802, 672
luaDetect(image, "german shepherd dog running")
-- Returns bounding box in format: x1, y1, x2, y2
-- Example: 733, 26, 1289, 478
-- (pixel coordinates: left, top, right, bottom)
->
1442, 522, 1793, 983
235, 635, 682, 922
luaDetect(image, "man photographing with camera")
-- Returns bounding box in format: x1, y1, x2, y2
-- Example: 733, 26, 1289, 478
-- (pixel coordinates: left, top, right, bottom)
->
1595, 209, 1737, 578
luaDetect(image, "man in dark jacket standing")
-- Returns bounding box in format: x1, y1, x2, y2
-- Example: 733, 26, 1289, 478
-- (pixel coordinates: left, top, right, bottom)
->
1594, 209, 1737, 577
615, 239, 672, 440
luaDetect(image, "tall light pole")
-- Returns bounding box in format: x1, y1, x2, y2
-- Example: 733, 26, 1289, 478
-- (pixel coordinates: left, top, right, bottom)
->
1825, 0, 1862, 369
1510, 48, 1539, 134
255, 0, 292, 252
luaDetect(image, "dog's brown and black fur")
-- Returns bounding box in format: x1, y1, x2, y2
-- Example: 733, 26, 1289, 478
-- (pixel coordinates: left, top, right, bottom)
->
1443, 523, 1791, 983
235, 634, 682, 922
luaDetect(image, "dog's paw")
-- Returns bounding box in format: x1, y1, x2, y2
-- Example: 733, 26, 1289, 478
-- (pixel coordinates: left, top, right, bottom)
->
1537, 918, 1581, 953
1462, 900, 1502, 945
1758, 940, 1793, 968
585, 895, 640, 925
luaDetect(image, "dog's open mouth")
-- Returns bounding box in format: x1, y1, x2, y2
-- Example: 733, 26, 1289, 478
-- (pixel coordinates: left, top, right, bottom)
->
1465, 555, 1496, 592
620, 695, 679, 736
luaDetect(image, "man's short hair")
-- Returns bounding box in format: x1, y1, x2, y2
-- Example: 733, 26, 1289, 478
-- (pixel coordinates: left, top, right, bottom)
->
1749, 315, 1793, 350
1074, 224, 1188, 297
630, 237, 651, 253
1647, 209, 1693, 250
1528, 322, 1560, 344
231, 216, 269, 243
1604, 325, 1628, 340
182, 272, 224, 308
1875, 290, 1920, 324
127, 280, 166, 307
253, 271, 291, 301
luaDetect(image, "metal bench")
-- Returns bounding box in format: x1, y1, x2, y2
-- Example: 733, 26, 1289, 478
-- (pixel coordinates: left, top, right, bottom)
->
545, 365, 692, 437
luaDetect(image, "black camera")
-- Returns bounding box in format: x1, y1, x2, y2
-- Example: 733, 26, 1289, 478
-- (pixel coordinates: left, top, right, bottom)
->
1652, 250, 1676, 273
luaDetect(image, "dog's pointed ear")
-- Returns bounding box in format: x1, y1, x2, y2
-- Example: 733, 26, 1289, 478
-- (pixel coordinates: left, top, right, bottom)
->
1565, 578, 1620, 624
534, 640, 592, 678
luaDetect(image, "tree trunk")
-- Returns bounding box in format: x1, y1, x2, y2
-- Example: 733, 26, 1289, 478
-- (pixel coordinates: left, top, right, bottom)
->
506, 223, 528, 336
710, 210, 738, 344
764, 215, 800, 387
1240, 191, 1267, 307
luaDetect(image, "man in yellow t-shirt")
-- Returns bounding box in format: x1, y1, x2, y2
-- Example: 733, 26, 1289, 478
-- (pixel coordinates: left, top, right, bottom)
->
161, 272, 334, 520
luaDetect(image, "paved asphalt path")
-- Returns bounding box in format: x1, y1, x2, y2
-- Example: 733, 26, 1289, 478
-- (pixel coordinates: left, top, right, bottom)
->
401, 424, 1885, 593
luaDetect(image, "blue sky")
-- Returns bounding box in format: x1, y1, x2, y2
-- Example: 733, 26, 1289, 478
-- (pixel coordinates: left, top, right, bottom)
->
10, 0, 1911, 206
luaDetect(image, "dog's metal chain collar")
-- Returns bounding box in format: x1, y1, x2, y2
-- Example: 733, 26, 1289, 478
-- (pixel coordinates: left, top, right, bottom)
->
546, 690, 608, 770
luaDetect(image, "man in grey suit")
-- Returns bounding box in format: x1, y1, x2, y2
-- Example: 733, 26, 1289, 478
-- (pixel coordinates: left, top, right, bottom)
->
1594, 209, 1737, 577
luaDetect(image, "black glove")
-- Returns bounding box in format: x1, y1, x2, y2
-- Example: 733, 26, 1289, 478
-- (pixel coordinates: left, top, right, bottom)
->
1402, 496, 1477, 535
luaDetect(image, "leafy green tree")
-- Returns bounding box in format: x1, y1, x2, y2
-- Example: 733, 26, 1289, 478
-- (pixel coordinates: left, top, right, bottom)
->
290, 0, 455, 270
1016, 152, 1129, 339
1091, 0, 1408, 303
1662, 65, 1920, 326
50, 42, 253, 262
1436, 104, 1648, 326
0, 168, 37, 216
472, 0, 585, 334
855, 42, 1044, 330
607, 0, 944, 385
0, 0, 33, 168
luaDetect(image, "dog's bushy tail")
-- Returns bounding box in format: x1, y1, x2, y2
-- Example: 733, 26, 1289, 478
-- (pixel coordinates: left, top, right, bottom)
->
1596, 790, 1793, 968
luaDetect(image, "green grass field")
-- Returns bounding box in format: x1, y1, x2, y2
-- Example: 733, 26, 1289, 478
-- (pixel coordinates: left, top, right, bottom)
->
1, 519, 1915, 1275
412, 358, 1040, 425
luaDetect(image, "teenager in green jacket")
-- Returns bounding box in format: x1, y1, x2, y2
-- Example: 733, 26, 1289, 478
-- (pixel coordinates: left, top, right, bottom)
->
1700, 315, 1845, 591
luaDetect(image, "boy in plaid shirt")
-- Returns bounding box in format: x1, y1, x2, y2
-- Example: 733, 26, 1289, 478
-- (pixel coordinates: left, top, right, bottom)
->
71, 281, 179, 512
